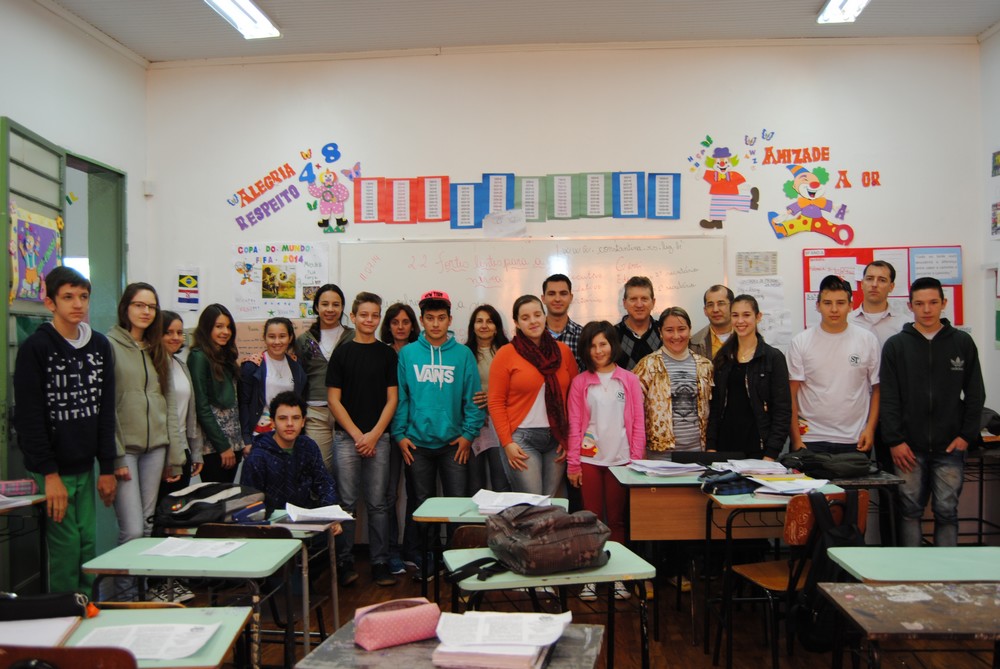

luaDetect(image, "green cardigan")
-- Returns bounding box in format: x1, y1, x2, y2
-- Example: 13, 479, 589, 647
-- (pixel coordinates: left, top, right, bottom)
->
187, 347, 237, 454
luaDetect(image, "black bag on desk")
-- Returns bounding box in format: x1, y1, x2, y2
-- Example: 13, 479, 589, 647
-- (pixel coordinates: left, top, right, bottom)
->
780, 450, 873, 479
791, 489, 866, 653
448, 504, 611, 580
151, 482, 265, 533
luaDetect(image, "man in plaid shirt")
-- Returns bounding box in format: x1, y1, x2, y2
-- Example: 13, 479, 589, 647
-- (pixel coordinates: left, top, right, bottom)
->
542, 274, 583, 372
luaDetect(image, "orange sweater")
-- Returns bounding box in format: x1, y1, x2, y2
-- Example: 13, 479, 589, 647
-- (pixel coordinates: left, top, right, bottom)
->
487, 342, 577, 446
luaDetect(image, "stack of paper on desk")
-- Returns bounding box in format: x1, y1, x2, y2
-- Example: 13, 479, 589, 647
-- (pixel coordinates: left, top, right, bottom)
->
628, 460, 704, 476
432, 611, 570, 669
472, 490, 551, 515
285, 502, 353, 522
749, 478, 829, 500
726, 459, 789, 476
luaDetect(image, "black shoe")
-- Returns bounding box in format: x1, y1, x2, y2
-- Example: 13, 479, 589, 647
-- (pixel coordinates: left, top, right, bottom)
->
372, 562, 398, 587
338, 563, 359, 587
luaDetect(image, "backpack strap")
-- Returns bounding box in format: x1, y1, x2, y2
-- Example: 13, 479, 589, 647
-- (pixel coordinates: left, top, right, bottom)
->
842, 489, 859, 528
445, 557, 509, 584
807, 490, 836, 533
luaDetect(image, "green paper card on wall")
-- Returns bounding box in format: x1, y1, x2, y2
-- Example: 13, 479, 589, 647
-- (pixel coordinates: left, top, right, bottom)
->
515, 176, 548, 223
545, 174, 583, 220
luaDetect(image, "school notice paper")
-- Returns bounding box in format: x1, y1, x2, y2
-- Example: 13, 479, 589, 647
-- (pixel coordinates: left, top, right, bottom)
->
76, 622, 221, 660
140, 537, 245, 558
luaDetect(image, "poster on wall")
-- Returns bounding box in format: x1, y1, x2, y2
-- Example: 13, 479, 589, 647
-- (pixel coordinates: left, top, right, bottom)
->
231, 242, 329, 320
9, 200, 62, 303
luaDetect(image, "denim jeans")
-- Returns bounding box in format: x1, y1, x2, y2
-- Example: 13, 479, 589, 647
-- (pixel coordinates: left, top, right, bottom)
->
333, 432, 391, 565
402, 443, 466, 558
114, 449, 167, 598
507, 427, 565, 496
467, 448, 512, 495
896, 449, 966, 547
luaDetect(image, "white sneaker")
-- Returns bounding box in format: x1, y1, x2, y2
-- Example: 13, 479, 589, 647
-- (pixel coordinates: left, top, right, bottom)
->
613, 581, 631, 600
579, 583, 598, 601
145, 583, 172, 602
170, 582, 195, 603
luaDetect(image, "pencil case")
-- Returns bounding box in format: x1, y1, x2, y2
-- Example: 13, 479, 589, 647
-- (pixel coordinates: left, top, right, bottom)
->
0, 479, 38, 496
0, 592, 88, 621
354, 597, 440, 651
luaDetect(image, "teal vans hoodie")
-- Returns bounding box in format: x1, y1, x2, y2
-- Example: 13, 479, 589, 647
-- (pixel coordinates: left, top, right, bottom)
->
391, 331, 484, 448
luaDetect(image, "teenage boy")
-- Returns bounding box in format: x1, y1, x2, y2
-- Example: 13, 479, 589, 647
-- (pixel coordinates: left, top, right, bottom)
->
690, 284, 734, 359
880, 277, 985, 547
614, 276, 661, 370
13, 266, 117, 593
391, 290, 484, 574
542, 273, 583, 371
849, 260, 904, 347
788, 275, 881, 454
327, 292, 399, 587
241, 391, 340, 513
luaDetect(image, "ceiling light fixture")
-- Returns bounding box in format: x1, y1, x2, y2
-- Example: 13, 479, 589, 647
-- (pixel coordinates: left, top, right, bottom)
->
817, 0, 872, 24
203, 0, 280, 39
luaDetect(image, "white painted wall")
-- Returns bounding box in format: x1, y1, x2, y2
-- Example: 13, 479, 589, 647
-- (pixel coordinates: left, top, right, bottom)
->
146, 42, 985, 343
0, 0, 148, 271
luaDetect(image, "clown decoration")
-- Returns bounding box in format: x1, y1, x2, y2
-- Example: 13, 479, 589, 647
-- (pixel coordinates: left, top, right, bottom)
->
307, 169, 350, 229
699, 146, 759, 229
767, 164, 854, 245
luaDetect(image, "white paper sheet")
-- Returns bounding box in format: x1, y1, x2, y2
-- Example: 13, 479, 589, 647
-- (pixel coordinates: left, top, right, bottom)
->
140, 537, 245, 558
0, 616, 79, 646
436, 611, 571, 647
471, 490, 551, 514
76, 622, 220, 660
286, 502, 352, 522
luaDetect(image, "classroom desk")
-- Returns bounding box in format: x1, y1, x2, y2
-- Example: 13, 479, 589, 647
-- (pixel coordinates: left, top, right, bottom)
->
704, 486, 843, 669
295, 620, 604, 669
829, 471, 904, 546
820, 582, 1000, 669
828, 546, 1000, 583
0, 494, 47, 592
411, 496, 568, 602
66, 606, 253, 669
609, 468, 709, 541
443, 541, 655, 669
83, 537, 300, 669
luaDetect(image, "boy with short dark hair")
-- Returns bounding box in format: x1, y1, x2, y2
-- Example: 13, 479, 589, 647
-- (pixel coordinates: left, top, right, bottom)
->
327, 292, 399, 587
14, 266, 118, 593
880, 277, 985, 547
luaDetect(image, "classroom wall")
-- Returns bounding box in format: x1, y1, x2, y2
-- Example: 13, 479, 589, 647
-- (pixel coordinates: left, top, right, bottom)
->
144, 40, 986, 347
0, 0, 148, 271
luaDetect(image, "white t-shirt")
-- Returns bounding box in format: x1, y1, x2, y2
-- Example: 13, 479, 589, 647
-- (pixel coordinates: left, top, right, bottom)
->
171, 357, 191, 424
583, 371, 630, 467
520, 386, 550, 428
787, 324, 881, 444
319, 324, 344, 360
264, 355, 295, 407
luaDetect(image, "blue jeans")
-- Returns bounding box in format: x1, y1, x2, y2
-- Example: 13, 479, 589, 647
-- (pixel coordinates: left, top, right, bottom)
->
333, 432, 391, 565
507, 427, 565, 496
896, 449, 966, 547
402, 443, 466, 558
114, 448, 167, 598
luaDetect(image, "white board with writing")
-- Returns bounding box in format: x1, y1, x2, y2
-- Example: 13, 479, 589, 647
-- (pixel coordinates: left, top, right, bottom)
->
339, 237, 726, 335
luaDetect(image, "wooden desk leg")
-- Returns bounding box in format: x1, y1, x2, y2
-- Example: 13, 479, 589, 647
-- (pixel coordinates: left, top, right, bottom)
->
300, 543, 310, 654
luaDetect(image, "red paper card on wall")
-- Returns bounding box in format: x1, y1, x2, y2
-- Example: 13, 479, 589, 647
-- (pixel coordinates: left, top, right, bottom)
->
386, 178, 419, 224
418, 176, 450, 222
354, 178, 385, 223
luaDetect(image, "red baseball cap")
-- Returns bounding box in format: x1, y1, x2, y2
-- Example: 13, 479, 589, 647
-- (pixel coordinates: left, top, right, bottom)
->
419, 290, 451, 307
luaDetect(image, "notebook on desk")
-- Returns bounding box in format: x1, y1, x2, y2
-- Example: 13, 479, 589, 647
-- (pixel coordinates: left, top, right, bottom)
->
670, 451, 744, 465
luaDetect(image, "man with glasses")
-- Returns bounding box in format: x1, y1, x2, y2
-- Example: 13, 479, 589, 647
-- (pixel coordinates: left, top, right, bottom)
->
690, 284, 734, 360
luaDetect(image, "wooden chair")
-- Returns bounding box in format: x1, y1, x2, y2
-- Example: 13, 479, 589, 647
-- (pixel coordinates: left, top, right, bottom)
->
715, 490, 869, 669
194, 523, 329, 645
0, 645, 137, 669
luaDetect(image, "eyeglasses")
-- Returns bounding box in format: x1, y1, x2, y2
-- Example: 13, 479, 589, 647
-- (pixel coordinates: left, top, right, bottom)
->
130, 302, 158, 312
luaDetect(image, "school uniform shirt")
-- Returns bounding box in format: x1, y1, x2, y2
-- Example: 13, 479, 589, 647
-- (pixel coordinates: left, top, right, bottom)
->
787, 324, 880, 445
325, 339, 398, 433
566, 367, 646, 475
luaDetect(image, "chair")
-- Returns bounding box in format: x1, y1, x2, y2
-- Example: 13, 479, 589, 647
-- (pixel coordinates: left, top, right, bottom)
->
0, 645, 137, 669
194, 523, 329, 647
714, 490, 869, 669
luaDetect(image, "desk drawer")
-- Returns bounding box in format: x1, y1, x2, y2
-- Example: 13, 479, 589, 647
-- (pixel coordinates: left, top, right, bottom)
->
629, 487, 784, 541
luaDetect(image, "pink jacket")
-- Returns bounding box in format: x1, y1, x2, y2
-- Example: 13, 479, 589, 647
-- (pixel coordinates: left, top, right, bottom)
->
566, 367, 646, 475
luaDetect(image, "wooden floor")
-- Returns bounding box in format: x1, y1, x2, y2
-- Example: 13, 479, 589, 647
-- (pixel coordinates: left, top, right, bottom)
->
221, 552, 996, 669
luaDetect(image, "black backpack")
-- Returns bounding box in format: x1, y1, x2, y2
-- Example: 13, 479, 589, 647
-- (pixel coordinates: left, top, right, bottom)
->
780, 450, 874, 479
791, 489, 866, 653
151, 482, 265, 534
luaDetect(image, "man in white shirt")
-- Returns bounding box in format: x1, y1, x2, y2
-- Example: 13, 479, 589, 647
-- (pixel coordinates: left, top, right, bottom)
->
849, 260, 904, 347
788, 275, 881, 455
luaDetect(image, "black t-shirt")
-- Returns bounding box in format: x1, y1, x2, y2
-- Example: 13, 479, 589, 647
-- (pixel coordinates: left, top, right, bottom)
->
325, 340, 398, 433
719, 361, 762, 457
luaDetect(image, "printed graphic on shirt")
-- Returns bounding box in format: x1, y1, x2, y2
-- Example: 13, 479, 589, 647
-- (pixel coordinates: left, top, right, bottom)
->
671, 364, 700, 444
46, 351, 106, 422
413, 364, 455, 384
950, 357, 964, 371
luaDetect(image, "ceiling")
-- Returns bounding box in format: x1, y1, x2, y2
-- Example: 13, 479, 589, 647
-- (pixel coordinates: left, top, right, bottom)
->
38, 0, 1000, 65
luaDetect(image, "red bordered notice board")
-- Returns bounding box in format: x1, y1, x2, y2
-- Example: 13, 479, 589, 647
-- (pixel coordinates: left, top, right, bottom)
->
802, 246, 963, 328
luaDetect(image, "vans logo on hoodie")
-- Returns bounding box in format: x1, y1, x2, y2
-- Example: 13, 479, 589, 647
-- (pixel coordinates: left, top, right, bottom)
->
413, 364, 455, 384
950, 357, 964, 371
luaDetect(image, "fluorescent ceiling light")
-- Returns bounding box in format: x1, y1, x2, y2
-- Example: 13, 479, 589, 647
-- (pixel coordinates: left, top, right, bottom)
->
817, 0, 872, 24
203, 0, 280, 39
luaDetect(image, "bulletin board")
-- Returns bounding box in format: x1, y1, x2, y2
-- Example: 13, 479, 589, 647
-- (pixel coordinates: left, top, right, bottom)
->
802, 246, 963, 328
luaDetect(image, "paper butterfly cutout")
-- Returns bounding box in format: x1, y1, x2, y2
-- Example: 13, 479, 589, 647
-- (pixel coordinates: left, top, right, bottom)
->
227, 194, 239, 206
301, 149, 313, 160
341, 162, 362, 182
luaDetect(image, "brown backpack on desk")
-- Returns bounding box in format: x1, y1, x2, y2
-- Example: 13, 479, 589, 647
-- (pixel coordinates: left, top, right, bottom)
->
484, 504, 611, 576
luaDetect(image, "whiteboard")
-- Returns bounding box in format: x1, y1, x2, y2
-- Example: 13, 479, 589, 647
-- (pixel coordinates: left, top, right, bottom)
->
339, 236, 726, 336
